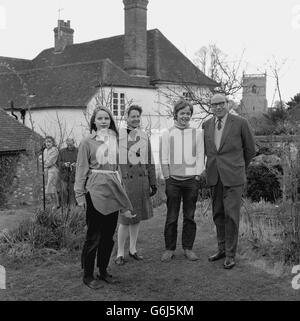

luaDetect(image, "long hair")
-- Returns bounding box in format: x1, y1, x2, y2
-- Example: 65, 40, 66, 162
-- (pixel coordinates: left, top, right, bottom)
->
89, 106, 119, 138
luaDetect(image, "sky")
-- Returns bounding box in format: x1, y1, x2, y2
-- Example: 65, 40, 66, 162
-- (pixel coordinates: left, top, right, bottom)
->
0, 0, 299, 105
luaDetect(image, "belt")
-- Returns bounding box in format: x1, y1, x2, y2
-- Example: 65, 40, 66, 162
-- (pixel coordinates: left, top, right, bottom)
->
91, 169, 121, 183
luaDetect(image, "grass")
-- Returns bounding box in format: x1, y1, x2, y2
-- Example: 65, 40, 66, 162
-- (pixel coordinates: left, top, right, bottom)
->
0, 202, 299, 301
239, 198, 300, 267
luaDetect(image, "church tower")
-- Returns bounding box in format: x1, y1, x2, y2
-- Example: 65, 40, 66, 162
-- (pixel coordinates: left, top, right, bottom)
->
240, 73, 268, 116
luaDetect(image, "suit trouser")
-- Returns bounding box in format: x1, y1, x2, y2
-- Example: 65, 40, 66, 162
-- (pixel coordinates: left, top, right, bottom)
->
60, 180, 76, 206
164, 177, 199, 251
81, 193, 118, 278
211, 174, 244, 258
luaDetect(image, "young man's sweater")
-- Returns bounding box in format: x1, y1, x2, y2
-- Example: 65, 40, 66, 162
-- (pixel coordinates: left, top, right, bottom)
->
160, 125, 205, 180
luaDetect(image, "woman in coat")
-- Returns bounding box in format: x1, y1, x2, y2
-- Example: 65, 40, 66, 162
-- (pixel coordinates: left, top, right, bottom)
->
74, 106, 135, 289
43, 136, 60, 210
115, 105, 157, 265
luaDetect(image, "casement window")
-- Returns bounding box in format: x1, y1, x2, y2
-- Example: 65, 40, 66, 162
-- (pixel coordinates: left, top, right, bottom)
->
112, 93, 125, 117
182, 92, 193, 101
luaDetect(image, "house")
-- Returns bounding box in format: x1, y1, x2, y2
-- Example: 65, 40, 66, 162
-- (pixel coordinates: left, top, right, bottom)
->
0, 108, 43, 207
0, 0, 217, 145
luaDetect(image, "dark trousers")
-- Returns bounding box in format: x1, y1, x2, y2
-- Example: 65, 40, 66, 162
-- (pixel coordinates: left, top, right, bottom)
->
60, 180, 76, 207
81, 193, 118, 279
164, 177, 199, 251
211, 174, 243, 258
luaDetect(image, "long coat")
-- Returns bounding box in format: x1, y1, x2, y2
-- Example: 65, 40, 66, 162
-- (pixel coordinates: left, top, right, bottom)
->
118, 128, 157, 225
43, 146, 59, 194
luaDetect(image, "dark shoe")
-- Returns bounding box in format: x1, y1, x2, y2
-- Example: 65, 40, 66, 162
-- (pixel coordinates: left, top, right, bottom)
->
184, 249, 199, 261
97, 272, 120, 284
161, 250, 175, 262
223, 257, 236, 269
129, 251, 144, 260
114, 256, 126, 265
83, 277, 103, 290
208, 251, 226, 262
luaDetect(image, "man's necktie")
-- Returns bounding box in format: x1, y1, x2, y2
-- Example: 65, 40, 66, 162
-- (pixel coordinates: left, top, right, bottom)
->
217, 117, 222, 130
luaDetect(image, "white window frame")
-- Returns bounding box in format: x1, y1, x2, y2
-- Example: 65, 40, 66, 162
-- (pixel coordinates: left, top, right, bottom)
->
112, 92, 125, 117
182, 92, 193, 101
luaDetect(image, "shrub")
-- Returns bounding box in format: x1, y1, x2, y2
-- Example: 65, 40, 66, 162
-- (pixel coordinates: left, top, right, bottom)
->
0, 206, 86, 258
246, 162, 282, 203
240, 199, 300, 265
0, 153, 19, 207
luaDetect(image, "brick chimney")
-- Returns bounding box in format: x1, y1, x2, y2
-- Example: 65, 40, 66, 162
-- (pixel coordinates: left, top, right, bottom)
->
123, 0, 148, 77
54, 20, 74, 52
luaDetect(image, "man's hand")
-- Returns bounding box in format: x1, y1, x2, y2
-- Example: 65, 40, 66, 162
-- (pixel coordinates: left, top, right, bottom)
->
122, 210, 136, 219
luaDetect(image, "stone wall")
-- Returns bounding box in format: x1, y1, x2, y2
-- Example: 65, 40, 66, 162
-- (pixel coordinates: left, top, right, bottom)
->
2, 152, 42, 208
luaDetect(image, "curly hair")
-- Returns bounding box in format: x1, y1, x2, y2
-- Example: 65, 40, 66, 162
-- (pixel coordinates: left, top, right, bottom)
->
44, 136, 56, 146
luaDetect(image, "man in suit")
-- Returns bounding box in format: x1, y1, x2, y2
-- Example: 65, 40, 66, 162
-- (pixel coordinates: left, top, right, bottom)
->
202, 93, 256, 269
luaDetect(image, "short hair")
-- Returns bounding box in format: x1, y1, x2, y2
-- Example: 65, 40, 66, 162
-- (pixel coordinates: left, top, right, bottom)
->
44, 136, 56, 146
126, 105, 143, 117
173, 99, 193, 120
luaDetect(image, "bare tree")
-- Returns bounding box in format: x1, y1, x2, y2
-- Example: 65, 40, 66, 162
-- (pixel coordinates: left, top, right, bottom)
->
193, 44, 246, 98
38, 111, 75, 149
265, 57, 288, 109
155, 44, 246, 126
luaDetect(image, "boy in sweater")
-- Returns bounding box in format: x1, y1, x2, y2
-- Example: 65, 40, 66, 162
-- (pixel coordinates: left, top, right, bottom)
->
160, 99, 205, 262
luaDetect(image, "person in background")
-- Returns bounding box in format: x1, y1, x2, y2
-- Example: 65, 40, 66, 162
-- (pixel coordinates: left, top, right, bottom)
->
43, 136, 60, 210
74, 106, 135, 290
202, 93, 256, 269
57, 138, 78, 207
115, 105, 157, 265
160, 99, 205, 262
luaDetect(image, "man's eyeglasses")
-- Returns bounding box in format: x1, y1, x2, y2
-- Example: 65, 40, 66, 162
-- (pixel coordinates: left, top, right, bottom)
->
211, 102, 226, 108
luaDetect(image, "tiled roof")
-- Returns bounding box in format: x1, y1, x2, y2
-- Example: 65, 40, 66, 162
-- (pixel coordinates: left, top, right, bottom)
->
0, 56, 33, 72
0, 108, 42, 152
0, 59, 151, 109
0, 29, 217, 109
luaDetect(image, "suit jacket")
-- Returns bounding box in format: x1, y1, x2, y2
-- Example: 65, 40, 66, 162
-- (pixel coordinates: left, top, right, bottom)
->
202, 113, 256, 187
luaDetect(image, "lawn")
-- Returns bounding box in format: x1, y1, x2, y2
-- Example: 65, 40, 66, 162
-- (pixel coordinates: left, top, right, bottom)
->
0, 204, 299, 301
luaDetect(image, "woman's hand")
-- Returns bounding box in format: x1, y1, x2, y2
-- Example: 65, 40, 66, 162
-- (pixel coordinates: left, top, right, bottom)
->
122, 210, 136, 219
150, 185, 157, 197
77, 200, 86, 209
